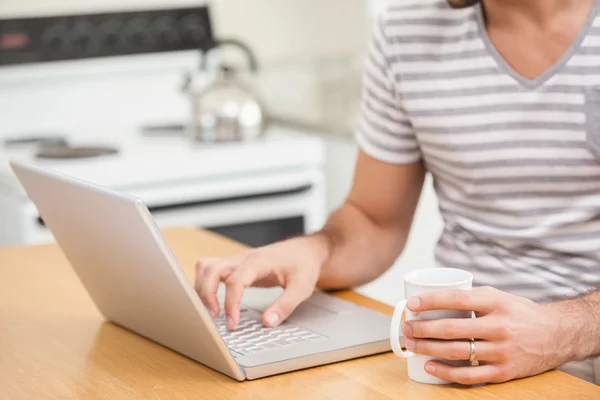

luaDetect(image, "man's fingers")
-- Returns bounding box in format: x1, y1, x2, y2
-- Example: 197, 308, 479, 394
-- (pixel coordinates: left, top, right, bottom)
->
262, 279, 313, 327
408, 287, 499, 314
224, 261, 272, 330
199, 263, 235, 318
403, 316, 505, 340
424, 361, 508, 385
405, 339, 501, 362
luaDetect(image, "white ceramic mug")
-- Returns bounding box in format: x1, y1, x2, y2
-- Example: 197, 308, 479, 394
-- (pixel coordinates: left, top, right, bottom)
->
389, 267, 474, 384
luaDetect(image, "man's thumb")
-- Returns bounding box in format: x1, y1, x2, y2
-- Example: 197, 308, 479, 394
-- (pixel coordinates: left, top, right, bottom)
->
263, 282, 312, 327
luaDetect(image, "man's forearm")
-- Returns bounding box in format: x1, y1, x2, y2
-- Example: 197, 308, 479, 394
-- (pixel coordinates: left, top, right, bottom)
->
552, 289, 600, 362
312, 201, 408, 290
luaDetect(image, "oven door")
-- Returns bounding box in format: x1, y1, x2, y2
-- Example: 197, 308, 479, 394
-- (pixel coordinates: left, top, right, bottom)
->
148, 184, 324, 248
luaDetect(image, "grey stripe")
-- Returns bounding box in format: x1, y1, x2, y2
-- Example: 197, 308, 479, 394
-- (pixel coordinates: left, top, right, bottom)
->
438, 201, 600, 235
419, 121, 584, 134
564, 65, 600, 75
376, 14, 391, 47
507, 245, 599, 267
364, 99, 408, 127
431, 167, 600, 210
541, 229, 600, 243
401, 65, 600, 81
433, 254, 476, 271
364, 67, 395, 97
575, 45, 600, 55
364, 87, 398, 112
411, 102, 583, 117
358, 121, 420, 154
358, 117, 416, 149
422, 139, 584, 152
403, 85, 586, 100
428, 155, 598, 172
388, 49, 487, 64
389, 29, 480, 45
388, 1, 447, 12
478, 175, 600, 185
441, 228, 599, 268
402, 67, 500, 82
429, 164, 600, 185
433, 176, 600, 217
362, 97, 412, 130
479, 174, 600, 184
486, 188, 600, 200
438, 190, 600, 218
403, 85, 520, 99
386, 18, 472, 27
367, 52, 388, 80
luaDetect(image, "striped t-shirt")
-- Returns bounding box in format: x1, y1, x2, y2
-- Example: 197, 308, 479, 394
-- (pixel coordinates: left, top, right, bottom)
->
356, 0, 600, 383
357, 0, 600, 306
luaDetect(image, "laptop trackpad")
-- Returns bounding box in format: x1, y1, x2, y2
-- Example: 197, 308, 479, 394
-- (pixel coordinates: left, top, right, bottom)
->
288, 302, 337, 322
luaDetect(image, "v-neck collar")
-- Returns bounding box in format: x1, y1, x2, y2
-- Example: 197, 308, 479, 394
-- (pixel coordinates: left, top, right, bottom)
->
474, 0, 600, 90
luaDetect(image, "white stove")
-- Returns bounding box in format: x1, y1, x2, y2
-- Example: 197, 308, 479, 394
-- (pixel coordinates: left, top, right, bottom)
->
0, 0, 327, 247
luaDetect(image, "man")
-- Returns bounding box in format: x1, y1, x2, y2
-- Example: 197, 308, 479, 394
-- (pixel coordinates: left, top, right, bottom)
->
194, 0, 600, 385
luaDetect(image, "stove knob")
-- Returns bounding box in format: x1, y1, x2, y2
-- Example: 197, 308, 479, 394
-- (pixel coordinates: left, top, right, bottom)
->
42, 23, 72, 55
72, 21, 98, 55
180, 14, 207, 43
124, 17, 152, 49
99, 20, 124, 52
152, 16, 179, 46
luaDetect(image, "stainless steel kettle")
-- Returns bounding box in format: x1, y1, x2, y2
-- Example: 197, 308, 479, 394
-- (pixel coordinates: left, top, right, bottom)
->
182, 39, 266, 143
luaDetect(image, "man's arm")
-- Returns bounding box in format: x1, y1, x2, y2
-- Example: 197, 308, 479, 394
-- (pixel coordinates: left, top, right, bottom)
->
314, 150, 425, 289
555, 289, 600, 361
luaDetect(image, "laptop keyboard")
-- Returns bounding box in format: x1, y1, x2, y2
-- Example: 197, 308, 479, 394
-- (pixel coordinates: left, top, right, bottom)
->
214, 309, 327, 356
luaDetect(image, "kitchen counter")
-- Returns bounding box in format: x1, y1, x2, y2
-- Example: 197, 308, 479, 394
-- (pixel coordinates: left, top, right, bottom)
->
1, 227, 599, 399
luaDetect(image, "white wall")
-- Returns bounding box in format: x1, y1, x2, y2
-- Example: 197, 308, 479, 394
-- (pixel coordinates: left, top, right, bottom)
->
211, 0, 370, 66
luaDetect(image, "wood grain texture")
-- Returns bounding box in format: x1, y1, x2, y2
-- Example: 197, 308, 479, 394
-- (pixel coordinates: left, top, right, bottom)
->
1, 227, 599, 399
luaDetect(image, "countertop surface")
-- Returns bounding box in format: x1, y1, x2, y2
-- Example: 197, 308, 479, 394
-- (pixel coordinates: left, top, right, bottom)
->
1, 227, 599, 399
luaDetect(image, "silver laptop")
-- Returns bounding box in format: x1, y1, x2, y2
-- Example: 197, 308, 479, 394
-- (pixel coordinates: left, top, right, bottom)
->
10, 160, 392, 380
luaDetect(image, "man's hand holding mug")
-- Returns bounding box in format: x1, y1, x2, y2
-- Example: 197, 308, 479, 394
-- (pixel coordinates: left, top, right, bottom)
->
390, 268, 570, 385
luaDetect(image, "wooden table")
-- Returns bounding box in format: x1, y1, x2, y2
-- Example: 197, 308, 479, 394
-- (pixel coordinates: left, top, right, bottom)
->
2, 227, 599, 400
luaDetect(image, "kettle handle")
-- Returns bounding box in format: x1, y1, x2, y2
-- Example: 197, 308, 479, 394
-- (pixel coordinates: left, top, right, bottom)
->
200, 38, 259, 73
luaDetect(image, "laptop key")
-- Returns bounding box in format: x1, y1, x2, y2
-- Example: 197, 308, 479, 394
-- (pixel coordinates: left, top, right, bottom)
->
272, 339, 294, 347
230, 349, 244, 357
302, 334, 323, 341
289, 337, 307, 343
260, 342, 280, 350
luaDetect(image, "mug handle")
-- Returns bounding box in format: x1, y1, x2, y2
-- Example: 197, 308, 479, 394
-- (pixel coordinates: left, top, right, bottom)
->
390, 299, 415, 358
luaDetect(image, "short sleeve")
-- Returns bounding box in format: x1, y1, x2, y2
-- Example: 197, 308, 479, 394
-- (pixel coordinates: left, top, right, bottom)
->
355, 16, 421, 164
